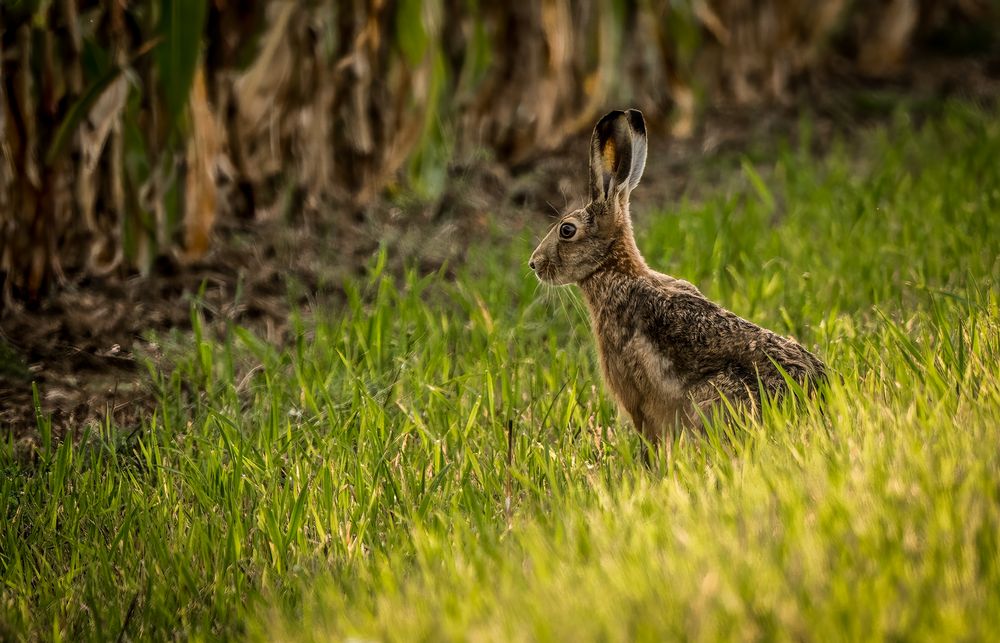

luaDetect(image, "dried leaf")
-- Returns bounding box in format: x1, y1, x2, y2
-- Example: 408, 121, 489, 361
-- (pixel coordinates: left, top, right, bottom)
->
233, 1, 297, 134
76, 74, 129, 232
182, 65, 219, 261
858, 0, 919, 77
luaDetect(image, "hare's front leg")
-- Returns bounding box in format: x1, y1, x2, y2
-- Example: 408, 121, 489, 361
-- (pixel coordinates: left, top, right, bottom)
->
633, 414, 650, 465
626, 406, 675, 465
627, 410, 656, 466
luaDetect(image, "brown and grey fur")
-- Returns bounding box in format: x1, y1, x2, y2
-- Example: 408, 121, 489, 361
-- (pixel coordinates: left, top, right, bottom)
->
530, 109, 826, 445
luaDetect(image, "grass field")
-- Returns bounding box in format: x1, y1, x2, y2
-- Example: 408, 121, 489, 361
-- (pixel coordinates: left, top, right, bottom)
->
3, 101, 1000, 641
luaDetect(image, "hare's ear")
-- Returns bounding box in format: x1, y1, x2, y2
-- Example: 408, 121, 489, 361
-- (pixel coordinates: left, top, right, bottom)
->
624, 109, 647, 193
589, 109, 648, 203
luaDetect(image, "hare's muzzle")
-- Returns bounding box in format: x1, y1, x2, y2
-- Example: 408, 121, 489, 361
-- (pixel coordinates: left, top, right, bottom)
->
528, 249, 541, 273
530, 233, 561, 283
528, 251, 547, 280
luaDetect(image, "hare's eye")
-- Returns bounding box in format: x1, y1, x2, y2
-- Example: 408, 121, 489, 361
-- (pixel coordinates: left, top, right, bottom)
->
559, 222, 577, 240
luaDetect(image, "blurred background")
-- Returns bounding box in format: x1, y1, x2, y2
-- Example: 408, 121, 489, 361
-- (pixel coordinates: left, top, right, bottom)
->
1, 0, 999, 430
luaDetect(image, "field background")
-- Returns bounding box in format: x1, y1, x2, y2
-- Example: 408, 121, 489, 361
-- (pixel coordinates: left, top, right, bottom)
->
4, 101, 1000, 640
3, 1, 1000, 641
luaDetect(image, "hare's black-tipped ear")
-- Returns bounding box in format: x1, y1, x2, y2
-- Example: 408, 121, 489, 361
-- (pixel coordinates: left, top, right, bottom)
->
589, 109, 648, 203
624, 109, 647, 193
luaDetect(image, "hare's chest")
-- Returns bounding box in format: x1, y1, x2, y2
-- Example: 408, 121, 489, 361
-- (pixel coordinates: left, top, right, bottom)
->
594, 325, 686, 414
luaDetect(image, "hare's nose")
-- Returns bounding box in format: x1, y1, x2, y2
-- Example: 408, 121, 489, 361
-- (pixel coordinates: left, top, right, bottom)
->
529, 260, 536, 270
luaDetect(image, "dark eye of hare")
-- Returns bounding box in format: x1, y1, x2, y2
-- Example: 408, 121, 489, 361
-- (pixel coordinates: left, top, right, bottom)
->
559, 222, 577, 239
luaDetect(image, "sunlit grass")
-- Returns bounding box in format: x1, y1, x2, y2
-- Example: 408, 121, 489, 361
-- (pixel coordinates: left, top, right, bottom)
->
2, 101, 999, 641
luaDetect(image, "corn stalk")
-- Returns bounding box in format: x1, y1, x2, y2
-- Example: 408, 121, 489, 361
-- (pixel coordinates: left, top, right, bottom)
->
1, 0, 993, 306
0, 0, 218, 306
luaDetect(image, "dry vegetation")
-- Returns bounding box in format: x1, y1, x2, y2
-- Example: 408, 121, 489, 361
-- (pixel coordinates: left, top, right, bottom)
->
1, 0, 995, 303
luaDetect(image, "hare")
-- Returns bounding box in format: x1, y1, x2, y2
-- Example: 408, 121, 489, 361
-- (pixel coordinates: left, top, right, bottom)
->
529, 109, 826, 445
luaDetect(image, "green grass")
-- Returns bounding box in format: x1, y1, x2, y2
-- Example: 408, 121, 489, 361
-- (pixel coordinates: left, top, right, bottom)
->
3, 101, 1000, 641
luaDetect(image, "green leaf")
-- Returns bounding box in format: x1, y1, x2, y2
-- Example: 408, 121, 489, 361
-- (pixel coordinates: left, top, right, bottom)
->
156, 0, 209, 131
44, 65, 124, 167
81, 37, 114, 80
741, 157, 775, 212
395, 0, 428, 64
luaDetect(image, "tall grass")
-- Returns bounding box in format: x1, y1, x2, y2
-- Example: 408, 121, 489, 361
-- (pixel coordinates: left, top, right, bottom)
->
2, 102, 999, 640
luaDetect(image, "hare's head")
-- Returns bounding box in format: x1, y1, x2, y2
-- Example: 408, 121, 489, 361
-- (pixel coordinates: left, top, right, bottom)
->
530, 109, 647, 285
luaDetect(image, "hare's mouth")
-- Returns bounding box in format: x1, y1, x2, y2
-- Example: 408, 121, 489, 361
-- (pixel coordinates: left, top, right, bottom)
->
533, 264, 572, 286
531, 262, 554, 283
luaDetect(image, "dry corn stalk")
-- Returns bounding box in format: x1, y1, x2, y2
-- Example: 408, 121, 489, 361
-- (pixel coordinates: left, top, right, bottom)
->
183, 64, 220, 261
1, 0, 995, 307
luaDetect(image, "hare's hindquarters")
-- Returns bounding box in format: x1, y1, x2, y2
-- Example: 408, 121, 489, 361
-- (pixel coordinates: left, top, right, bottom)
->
638, 282, 827, 428
685, 332, 827, 428
684, 367, 760, 428
754, 330, 829, 393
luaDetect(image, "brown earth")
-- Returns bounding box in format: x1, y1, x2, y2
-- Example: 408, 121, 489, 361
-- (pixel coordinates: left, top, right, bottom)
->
3, 54, 999, 441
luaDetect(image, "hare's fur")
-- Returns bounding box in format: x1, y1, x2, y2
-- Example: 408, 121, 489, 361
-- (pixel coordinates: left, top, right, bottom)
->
530, 109, 825, 443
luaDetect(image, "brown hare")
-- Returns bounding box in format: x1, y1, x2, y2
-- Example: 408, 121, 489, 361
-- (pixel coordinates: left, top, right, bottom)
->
529, 109, 826, 446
